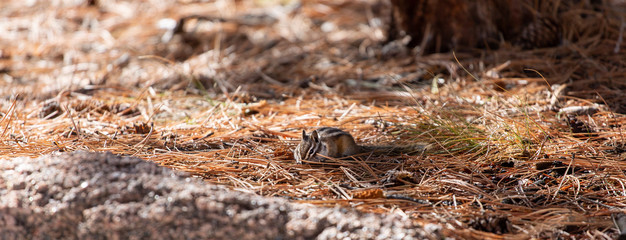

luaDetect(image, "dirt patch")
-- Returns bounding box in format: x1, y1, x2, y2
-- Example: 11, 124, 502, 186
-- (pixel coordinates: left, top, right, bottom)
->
0, 152, 440, 239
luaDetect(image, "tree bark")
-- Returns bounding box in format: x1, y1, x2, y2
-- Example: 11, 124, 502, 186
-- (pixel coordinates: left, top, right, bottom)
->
388, 0, 556, 53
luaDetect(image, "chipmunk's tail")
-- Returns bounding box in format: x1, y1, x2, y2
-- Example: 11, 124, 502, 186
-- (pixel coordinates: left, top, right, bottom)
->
360, 143, 429, 155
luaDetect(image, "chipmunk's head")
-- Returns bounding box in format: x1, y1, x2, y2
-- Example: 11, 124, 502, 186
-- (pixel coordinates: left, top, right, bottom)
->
294, 129, 321, 163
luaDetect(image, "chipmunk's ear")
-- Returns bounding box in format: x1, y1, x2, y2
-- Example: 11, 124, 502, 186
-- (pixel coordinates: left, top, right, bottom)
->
311, 130, 320, 142
301, 130, 307, 140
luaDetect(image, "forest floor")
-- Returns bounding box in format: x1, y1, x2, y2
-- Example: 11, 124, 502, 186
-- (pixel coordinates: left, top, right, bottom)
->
1, 0, 626, 239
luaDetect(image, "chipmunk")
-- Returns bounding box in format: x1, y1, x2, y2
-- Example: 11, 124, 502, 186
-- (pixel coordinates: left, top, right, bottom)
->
293, 127, 426, 163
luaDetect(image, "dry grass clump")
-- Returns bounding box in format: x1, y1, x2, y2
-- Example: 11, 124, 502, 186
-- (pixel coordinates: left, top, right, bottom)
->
1, 0, 626, 239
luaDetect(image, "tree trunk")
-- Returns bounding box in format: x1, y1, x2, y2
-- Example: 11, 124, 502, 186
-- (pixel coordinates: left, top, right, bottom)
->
388, 0, 562, 53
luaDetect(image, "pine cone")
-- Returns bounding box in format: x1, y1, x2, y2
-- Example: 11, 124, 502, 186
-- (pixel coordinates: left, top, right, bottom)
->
468, 214, 512, 234
517, 16, 562, 49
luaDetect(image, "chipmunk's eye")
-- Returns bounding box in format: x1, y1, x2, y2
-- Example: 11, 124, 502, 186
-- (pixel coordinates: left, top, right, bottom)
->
306, 146, 316, 159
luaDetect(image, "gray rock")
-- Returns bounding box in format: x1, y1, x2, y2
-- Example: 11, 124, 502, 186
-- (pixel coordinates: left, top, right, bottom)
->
0, 151, 441, 240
